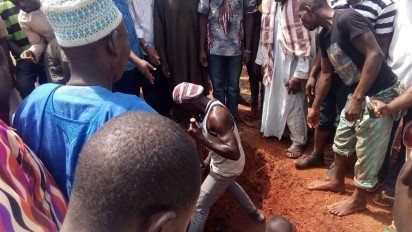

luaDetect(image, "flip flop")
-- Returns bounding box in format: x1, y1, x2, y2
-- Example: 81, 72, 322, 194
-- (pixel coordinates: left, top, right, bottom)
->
285, 144, 303, 159
373, 190, 394, 207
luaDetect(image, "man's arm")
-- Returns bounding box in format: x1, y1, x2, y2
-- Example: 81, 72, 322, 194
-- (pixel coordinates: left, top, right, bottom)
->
307, 56, 333, 128
129, 51, 155, 84
344, 31, 384, 121
199, 14, 208, 67
306, 50, 321, 100
19, 21, 46, 63
377, 35, 392, 58
243, 13, 253, 64
189, 106, 241, 160
370, 86, 412, 118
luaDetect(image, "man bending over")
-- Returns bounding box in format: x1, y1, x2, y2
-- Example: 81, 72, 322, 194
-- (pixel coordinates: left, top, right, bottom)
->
298, 0, 400, 216
172, 82, 265, 231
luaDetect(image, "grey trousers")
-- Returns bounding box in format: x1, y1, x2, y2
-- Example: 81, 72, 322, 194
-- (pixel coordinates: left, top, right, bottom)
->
188, 171, 257, 232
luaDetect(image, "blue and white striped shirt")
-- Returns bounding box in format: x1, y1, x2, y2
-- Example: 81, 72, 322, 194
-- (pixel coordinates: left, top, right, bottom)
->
113, 0, 143, 71
331, 0, 397, 36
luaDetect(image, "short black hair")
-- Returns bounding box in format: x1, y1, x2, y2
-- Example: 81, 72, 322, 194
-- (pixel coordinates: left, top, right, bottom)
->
69, 112, 201, 231
266, 215, 293, 232
298, 0, 328, 11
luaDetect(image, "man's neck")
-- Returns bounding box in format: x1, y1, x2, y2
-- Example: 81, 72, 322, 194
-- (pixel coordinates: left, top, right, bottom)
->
66, 62, 114, 91
317, 8, 335, 30
348, 0, 361, 7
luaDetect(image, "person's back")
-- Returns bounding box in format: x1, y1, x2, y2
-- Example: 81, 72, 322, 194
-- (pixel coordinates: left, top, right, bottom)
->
60, 112, 201, 232
12, 0, 155, 196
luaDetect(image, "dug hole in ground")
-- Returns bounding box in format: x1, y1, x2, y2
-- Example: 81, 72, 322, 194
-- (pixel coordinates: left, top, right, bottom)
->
203, 72, 392, 231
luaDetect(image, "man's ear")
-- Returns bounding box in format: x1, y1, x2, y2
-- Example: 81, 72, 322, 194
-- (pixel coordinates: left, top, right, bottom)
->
146, 211, 177, 232
108, 29, 119, 56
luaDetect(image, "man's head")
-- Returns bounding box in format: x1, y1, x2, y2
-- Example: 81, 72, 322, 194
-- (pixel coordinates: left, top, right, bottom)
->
298, 0, 330, 31
393, 159, 412, 231
265, 216, 293, 232
12, 0, 40, 13
62, 112, 201, 232
172, 82, 207, 113
41, 0, 130, 83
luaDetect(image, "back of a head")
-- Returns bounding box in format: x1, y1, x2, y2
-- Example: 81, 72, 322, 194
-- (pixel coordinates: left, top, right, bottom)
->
265, 216, 293, 232
41, 0, 130, 81
298, 0, 327, 11
67, 112, 201, 231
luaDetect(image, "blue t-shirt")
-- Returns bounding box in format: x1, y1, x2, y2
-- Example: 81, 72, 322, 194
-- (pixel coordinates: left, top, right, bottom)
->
13, 84, 156, 197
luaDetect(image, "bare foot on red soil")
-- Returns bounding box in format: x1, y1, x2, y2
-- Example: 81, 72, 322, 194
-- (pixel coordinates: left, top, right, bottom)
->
307, 180, 345, 193
327, 197, 366, 216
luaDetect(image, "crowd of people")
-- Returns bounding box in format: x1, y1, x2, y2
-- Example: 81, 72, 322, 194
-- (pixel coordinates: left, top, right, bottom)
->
0, 0, 411, 231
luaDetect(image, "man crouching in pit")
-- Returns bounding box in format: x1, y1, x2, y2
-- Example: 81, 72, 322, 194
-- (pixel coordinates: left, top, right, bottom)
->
172, 82, 265, 231
298, 0, 400, 216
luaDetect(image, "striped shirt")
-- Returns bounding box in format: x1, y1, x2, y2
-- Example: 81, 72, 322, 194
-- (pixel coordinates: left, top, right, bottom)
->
0, 0, 30, 60
331, 0, 397, 36
112, 0, 143, 71
0, 120, 67, 232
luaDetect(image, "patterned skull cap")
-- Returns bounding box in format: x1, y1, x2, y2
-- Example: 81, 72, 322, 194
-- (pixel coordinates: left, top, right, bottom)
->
172, 82, 204, 104
41, 0, 122, 47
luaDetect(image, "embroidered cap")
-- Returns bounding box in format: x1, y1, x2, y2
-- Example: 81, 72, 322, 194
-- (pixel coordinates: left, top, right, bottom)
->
172, 82, 204, 104
41, 0, 123, 47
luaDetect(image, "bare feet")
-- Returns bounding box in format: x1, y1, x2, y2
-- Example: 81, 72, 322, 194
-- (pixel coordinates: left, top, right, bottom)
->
328, 196, 366, 216
307, 180, 345, 193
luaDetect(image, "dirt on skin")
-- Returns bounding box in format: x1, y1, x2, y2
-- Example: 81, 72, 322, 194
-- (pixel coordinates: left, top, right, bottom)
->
203, 74, 392, 232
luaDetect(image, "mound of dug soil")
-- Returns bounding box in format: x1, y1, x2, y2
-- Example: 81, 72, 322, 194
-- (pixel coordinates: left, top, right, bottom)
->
204, 108, 392, 232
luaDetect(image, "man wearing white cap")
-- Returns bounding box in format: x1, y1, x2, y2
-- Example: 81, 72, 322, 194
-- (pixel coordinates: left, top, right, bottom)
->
172, 82, 265, 231
12, 0, 156, 197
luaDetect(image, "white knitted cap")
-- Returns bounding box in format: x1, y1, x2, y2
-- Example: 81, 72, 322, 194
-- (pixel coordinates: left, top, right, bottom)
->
41, 0, 123, 47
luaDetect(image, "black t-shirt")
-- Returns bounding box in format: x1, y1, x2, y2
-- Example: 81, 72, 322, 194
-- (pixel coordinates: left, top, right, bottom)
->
319, 9, 397, 96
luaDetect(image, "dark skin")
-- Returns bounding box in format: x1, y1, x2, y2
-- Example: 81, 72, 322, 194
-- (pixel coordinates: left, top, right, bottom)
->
369, 85, 412, 118
393, 160, 412, 232
348, 0, 392, 57
11, 0, 40, 13
184, 96, 241, 161
60, 23, 130, 90
299, 2, 386, 216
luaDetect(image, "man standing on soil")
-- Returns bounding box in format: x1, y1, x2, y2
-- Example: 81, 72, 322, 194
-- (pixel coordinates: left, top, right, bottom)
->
256, 0, 316, 158
172, 82, 265, 231
298, 0, 400, 216
198, 0, 256, 119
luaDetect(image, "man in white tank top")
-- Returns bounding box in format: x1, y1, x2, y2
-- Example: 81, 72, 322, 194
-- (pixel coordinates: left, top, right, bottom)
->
172, 82, 265, 231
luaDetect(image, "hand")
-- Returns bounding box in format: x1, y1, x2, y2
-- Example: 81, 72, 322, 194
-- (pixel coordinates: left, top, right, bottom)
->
135, 58, 156, 84
243, 52, 251, 66
146, 46, 161, 66
367, 99, 390, 118
344, 98, 362, 121
285, 77, 302, 94
20, 50, 36, 62
187, 121, 203, 141
307, 107, 320, 128
199, 50, 208, 67
161, 65, 170, 78
306, 75, 316, 103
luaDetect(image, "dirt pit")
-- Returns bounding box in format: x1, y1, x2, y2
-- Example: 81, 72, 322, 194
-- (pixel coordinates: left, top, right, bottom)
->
203, 75, 392, 231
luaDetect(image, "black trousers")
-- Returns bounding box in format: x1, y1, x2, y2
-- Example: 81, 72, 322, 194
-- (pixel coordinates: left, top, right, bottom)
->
14, 60, 47, 99
113, 65, 172, 116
